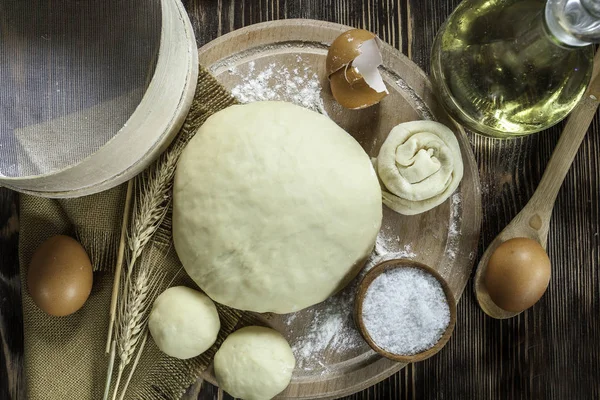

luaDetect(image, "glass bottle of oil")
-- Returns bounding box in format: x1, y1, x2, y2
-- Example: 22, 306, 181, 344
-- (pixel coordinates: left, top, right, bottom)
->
431, 0, 600, 138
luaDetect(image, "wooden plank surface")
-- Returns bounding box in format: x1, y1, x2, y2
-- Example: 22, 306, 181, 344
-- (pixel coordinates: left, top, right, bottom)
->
0, 188, 23, 399
1, 0, 599, 399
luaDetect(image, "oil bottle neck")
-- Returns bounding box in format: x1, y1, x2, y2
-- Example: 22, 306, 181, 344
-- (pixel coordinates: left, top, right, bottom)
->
545, 0, 600, 47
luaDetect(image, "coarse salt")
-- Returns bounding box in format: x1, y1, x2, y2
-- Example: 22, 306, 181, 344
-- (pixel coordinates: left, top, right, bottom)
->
362, 267, 450, 356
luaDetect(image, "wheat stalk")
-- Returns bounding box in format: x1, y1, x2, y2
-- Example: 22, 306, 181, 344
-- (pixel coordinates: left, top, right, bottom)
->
123, 139, 187, 284
127, 165, 173, 276
104, 141, 189, 400
118, 331, 149, 400
106, 148, 177, 348
103, 341, 117, 400
106, 182, 134, 353
118, 266, 156, 366
111, 258, 165, 400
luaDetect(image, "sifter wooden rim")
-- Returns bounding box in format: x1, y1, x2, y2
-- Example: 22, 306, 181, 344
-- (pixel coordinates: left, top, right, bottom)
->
354, 259, 457, 363
0, 0, 198, 198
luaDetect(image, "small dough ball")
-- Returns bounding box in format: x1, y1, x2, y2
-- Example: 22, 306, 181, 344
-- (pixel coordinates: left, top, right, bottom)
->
215, 326, 295, 400
148, 286, 220, 359
173, 101, 382, 313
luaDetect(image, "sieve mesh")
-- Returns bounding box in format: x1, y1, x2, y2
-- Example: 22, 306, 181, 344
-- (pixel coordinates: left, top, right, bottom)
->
0, 0, 161, 178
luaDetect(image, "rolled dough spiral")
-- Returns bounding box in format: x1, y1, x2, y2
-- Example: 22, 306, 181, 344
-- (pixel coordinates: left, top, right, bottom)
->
373, 120, 463, 215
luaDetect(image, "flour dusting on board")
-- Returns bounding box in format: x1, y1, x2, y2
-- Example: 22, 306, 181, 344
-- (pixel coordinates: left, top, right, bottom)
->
375, 234, 416, 257
282, 240, 416, 372
228, 58, 328, 115
445, 192, 463, 260
284, 285, 362, 371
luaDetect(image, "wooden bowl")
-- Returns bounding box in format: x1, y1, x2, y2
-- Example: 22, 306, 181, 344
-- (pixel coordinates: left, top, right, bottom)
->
354, 259, 457, 363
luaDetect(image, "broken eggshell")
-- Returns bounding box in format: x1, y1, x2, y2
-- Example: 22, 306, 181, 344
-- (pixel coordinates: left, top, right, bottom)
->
326, 29, 388, 110
330, 67, 387, 110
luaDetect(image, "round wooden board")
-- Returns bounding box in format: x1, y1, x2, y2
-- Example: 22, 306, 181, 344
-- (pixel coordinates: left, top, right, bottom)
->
197, 19, 482, 400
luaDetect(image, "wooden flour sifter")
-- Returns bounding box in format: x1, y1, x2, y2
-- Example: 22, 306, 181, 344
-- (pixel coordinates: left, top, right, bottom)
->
0, 0, 197, 198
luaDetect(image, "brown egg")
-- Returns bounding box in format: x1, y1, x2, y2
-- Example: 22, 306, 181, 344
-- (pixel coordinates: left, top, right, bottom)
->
28, 235, 93, 317
484, 237, 551, 313
326, 29, 388, 110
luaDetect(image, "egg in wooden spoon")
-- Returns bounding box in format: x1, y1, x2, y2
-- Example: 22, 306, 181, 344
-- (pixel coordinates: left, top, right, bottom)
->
475, 49, 600, 319
483, 237, 551, 313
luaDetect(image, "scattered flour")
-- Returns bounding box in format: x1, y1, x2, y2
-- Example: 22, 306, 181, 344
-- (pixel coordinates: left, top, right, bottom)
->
445, 192, 463, 260
285, 286, 363, 371
228, 58, 327, 115
282, 248, 416, 372
375, 232, 416, 258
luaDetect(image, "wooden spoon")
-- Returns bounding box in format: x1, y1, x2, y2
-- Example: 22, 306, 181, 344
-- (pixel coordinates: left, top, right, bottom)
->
354, 259, 457, 363
474, 50, 600, 319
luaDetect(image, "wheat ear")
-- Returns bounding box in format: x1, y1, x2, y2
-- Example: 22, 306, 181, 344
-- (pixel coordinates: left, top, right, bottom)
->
127, 168, 173, 280
112, 261, 165, 400
104, 130, 190, 400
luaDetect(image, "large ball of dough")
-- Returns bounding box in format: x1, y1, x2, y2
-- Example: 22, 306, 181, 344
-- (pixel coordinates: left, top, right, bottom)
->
148, 286, 220, 359
214, 326, 295, 400
173, 101, 382, 313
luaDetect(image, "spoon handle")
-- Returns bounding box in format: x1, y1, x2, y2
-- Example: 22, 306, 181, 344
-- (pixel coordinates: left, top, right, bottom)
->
517, 50, 600, 245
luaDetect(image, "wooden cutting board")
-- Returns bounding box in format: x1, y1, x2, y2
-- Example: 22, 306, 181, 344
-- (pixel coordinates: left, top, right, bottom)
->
197, 19, 482, 400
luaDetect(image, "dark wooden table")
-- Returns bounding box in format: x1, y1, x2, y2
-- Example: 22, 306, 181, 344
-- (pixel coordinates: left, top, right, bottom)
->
2, 1, 599, 399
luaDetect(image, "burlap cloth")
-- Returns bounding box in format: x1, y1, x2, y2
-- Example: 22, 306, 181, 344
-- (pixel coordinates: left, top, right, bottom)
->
19, 67, 246, 399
